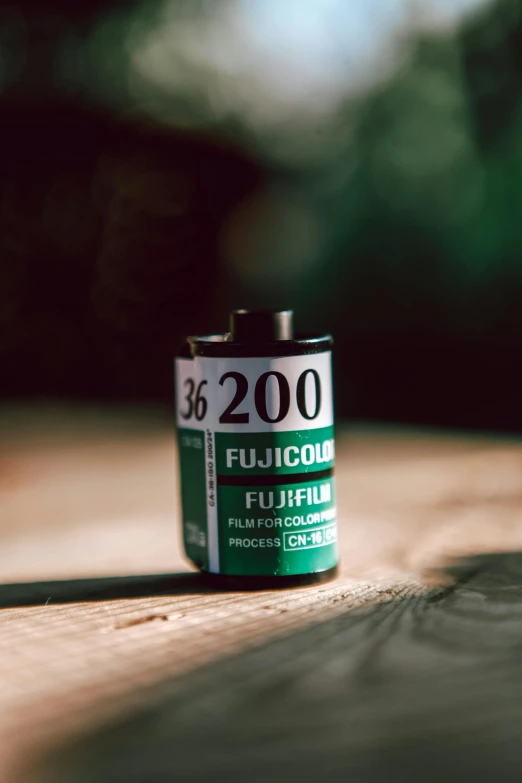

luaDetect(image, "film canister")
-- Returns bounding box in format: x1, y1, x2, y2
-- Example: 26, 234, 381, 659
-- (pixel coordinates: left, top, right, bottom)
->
175, 309, 339, 589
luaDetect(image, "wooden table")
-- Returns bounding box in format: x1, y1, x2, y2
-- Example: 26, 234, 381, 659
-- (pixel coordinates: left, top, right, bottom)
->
2, 404, 522, 782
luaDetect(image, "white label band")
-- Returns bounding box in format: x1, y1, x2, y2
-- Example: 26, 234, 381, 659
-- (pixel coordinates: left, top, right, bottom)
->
175, 352, 333, 434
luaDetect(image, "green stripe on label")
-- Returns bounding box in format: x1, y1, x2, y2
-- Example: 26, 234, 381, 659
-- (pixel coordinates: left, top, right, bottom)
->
217, 476, 337, 576
215, 426, 334, 476
178, 425, 338, 576
177, 428, 208, 569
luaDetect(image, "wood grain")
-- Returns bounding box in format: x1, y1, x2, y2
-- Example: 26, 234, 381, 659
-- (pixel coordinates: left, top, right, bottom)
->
42, 554, 522, 783
1, 404, 522, 782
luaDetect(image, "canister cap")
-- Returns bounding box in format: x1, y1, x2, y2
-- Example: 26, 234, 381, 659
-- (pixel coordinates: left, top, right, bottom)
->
229, 310, 294, 343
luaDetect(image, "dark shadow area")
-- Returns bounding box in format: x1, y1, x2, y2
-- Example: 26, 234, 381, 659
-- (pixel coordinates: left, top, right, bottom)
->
0, 571, 213, 609
34, 552, 522, 783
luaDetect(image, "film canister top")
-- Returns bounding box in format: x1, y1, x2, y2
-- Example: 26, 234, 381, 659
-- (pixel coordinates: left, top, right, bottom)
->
175, 309, 338, 590
230, 309, 294, 342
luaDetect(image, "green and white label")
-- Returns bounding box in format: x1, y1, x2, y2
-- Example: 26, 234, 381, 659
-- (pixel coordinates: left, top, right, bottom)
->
175, 352, 338, 577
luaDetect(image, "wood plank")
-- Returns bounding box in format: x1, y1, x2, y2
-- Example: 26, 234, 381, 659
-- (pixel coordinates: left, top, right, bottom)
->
1, 405, 522, 782
39, 552, 522, 783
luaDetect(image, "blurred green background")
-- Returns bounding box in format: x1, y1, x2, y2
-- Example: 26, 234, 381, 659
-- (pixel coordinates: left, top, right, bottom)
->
1, 0, 522, 430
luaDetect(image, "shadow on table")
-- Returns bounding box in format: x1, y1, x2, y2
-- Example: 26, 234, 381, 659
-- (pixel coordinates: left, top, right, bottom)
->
0, 572, 211, 609
29, 552, 522, 783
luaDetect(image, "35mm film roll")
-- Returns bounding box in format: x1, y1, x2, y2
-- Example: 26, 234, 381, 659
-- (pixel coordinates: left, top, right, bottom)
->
175, 310, 338, 589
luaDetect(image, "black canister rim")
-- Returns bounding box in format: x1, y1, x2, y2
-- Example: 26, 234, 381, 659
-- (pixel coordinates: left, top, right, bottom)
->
188, 333, 333, 358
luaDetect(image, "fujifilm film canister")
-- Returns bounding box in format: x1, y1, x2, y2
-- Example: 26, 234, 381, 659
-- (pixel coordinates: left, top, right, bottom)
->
175, 310, 338, 589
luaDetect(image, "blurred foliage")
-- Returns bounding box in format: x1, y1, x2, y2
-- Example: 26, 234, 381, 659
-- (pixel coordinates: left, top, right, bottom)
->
2, 0, 522, 428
